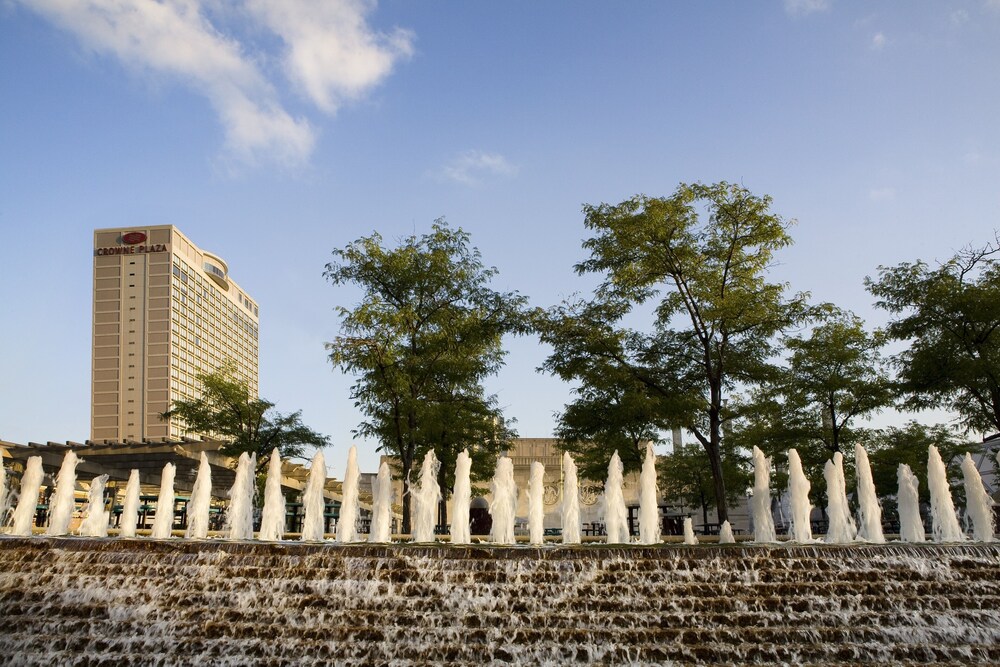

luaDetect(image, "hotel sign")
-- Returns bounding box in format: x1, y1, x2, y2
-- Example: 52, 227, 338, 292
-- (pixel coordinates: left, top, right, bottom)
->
95, 231, 169, 256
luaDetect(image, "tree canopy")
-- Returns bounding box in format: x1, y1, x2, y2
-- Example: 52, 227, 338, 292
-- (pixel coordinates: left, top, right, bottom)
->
162, 363, 329, 470
536, 182, 808, 523
867, 235, 1000, 434
325, 221, 527, 533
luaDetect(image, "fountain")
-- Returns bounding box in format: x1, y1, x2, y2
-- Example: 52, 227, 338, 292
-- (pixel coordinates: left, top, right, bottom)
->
928, 445, 965, 542
683, 516, 698, 545
226, 453, 256, 540
0, 464, 7, 527
638, 442, 660, 545
185, 452, 212, 539
897, 464, 926, 543
603, 450, 629, 544
46, 450, 79, 536
527, 461, 545, 545
961, 453, 996, 542
561, 451, 581, 545
119, 469, 141, 538
79, 474, 110, 538
301, 450, 327, 542
718, 520, 735, 544
489, 456, 517, 545
369, 461, 393, 543
337, 446, 361, 543
854, 443, 885, 543
9, 456, 42, 536
751, 446, 776, 543
258, 449, 285, 542
786, 448, 814, 543
150, 463, 176, 539
824, 451, 856, 544
450, 450, 472, 545
411, 450, 441, 543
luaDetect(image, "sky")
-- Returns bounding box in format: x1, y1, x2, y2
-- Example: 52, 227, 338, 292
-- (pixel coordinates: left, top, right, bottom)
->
1, 1, 999, 476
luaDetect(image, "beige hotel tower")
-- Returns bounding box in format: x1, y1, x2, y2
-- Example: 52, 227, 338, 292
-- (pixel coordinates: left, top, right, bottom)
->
91, 226, 259, 442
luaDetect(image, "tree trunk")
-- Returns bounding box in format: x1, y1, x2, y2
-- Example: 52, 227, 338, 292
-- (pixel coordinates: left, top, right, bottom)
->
708, 381, 729, 525
400, 465, 412, 535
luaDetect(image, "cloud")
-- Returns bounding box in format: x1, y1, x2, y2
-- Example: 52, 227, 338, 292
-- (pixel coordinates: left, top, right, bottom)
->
435, 150, 518, 186
784, 0, 830, 16
870, 31, 886, 50
950, 9, 970, 25
16, 0, 411, 167
869, 187, 896, 202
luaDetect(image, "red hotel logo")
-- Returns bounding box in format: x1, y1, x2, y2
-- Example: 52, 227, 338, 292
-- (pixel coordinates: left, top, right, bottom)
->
95, 231, 168, 256
121, 232, 147, 245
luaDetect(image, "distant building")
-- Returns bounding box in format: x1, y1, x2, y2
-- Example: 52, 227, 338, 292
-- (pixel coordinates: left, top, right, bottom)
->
91, 226, 259, 442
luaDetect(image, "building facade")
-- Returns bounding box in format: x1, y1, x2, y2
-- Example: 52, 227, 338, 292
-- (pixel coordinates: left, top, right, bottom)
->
91, 226, 259, 442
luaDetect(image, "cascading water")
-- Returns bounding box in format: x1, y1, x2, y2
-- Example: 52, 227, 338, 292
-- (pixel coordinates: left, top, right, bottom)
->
961, 453, 996, 542
450, 450, 471, 545
787, 449, 814, 543
638, 442, 660, 545
370, 461, 393, 543
854, 443, 885, 543
46, 450, 79, 536
490, 456, 517, 545
718, 520, 735, 544
79, 474, 110, 537
119, 469, 140, 538
683, 517, 698, 545
897, 463, 925, 543
151, 463, 176, 539
226, 453, 256, 540
337, 446, 361, 543
9, 456, 42, 536
604, 450, 629, 544
258, 449, 285, 542
824, 451, 856, 544
527, 461, 545, 545
751, 446, 776, 543
301, 450, 327, 542
928, 445, 965, 543
185, 452, 212, 539
561, 452, 581, 545
411, 450, 441, 543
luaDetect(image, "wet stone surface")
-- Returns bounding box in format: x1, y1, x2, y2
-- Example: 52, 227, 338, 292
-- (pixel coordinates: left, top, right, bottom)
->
0, 537, 999, 665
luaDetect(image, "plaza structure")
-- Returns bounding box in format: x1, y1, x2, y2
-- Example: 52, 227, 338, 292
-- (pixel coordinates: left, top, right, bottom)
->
91, 226, 259, 442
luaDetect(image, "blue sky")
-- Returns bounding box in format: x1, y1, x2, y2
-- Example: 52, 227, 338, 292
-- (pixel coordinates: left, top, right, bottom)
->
1, 1, 998, 475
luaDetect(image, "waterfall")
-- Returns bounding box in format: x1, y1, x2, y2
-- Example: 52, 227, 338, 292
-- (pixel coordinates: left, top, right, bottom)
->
603, 451, 629, 544
751, 446, 776, 543
79, 475, 110, 537
258, 449, 285, 542
824, 451, 856, 544
119, 470, 141, 538
10, 457, 42, 536
301, 450, 327, 542
46, 451, 79, 536
638, 443, 660, 545
411, 450, 441, 543
961, 453, 996, 542
186, 453, 212, 539
527, 461, 545, 545
489, 456, 517, 545
450, 450, 471, 545
928, 445, 965, 543
787, 449, 814, 543
151, 463, 176, 539
561, 452, 581, 545
337, 446, 361, 543
854, 443, 885, 543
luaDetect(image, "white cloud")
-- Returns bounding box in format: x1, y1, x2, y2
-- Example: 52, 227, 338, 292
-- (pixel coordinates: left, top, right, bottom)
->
871, 31, 886, 50
869, 187, 896, 202
784, 0, 830, 16
16, 0, 411, 167
435, 151, 518, 187
950, 9, 970, 25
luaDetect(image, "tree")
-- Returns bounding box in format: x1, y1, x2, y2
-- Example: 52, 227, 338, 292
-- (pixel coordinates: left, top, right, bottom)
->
866, 235, 1000, 434
162, 363, 329, 471
536, 182, 808, 523
325, 221, 527, 533
866, 421, 969, 508
658, 440, 749, 531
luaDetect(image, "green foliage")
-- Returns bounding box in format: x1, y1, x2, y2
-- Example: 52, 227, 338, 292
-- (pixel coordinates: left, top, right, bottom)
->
324, 221, 527, 532
866, 235, 1000, 434
866, 421, 969, 506
537, 182, 808, 523
657, 440, 750, 527
162, 363, 328, 469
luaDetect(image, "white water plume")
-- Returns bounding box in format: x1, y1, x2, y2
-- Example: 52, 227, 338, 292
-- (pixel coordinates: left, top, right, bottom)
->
751, 446, 776, 543
301, 450, 327, 542
824, 451, 856, 544
638, 443, 660, 545
258, 449, 285, 542
561, 452, 581, 545
603, 451, 629, 544
337, 446, 361, 543
683, 517, 698, 545
896, 464, 925, 543
9, 457, 43, 536
186, 453, 213, 539
79, 475, 110, 537
411, 450, 441, 543
961, 453, 995, 542
370, 461, 394, 543
854, 443, 885, 543
46, 451, 79, 536
226, 453, 256, 540
787, 449, 814, 543
527, 461, 545, 545
718, 520, 735, 544
151, 463, 176, 539
490, 456, 517, 545
0, 464, 7, 528
119, 469, 141, 538
450, 450, 472, 545
928, 445, 965, 543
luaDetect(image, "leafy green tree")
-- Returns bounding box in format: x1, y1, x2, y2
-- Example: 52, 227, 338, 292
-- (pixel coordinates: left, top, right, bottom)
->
162, 363, 329, 471
866, 235, 1000, 434
325, 221, 527, 533
537, 182, 808, 523
866, 421, 969, 508
658, 440, 749, 530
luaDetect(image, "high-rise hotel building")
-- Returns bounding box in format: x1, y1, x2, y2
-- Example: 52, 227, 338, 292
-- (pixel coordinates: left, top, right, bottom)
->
92, 226, 259, 442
